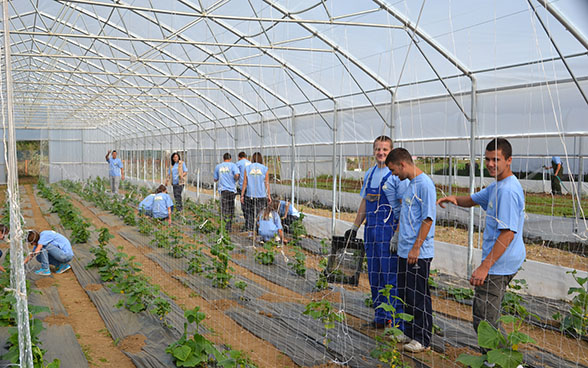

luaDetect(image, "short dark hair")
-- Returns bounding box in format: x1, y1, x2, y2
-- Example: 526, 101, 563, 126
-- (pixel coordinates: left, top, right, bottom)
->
27, 230, 40, 245
155, 184, 167, 194
486, 138, 512, 159
223, 152, 231, 160
385, 148, 413, 165
238, 151, 247, 159
373, 135, 393, 150
112, 150, 117, 153
251, 152, 263, 164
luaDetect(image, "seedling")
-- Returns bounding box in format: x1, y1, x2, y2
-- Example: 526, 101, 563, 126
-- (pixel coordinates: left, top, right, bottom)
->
370, 285, 413, 368
303, 300, 344, 347
552, 270, 588, 337
457, 315, 536, 368
255, 242, 276, 265
315, 258, 329, 291
287, 246, 306, 277
235, 281, 248, 301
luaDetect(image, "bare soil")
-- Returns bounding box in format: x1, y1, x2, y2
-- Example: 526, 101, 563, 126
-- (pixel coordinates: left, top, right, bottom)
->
66, 193, 298, 368
119, 334, 146, 354
24, 184, 135, 368
43, 314, 69, 326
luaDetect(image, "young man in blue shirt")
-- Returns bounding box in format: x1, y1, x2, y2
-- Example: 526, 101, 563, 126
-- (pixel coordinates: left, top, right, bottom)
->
386, 147, 436, 353
105, 150, 124, 194
346, 136, 408, 332
235, 152, 251, 229
214, 153, 240, 232
437, 138, 526, 363
545, 155, 563, 195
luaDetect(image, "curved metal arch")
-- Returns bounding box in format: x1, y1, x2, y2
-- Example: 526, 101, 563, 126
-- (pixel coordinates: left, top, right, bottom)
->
262, 0, 393, 91
372, 0, 472, 77
179, 0, 334, 100
13, 13, 230, 133
63, 1, 289, 118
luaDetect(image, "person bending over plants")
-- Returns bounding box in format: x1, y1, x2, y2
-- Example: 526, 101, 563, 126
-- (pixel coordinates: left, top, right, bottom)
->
24, 230, 74, 276
138, 191, 156, 217
151, 184, 174, 225
257, 198, 287, 244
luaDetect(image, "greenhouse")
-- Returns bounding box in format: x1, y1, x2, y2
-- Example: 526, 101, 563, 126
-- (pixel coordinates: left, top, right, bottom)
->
0, 0, 587, 367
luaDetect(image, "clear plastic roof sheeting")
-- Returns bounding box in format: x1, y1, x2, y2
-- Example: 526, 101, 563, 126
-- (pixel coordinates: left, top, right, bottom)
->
3, 0, 588, 138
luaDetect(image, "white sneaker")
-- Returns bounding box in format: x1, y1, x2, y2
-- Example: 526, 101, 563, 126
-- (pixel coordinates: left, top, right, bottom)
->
403, 339, 430, 353
483, 362, 495, 368
396, 334, 411, 343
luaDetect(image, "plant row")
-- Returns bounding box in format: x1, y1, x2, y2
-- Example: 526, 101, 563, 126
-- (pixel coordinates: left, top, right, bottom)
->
0, 255, 60, 367
37, 179, 90, 243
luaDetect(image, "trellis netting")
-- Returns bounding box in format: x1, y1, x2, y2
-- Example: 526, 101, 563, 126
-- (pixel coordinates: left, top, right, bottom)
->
1, 0, 587, 367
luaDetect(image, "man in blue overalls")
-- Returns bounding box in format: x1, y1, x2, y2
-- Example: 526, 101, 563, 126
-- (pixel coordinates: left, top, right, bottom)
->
345, 136, 409, 333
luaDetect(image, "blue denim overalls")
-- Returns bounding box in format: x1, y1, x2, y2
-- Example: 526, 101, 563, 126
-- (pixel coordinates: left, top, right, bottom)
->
364, 166, 403, 326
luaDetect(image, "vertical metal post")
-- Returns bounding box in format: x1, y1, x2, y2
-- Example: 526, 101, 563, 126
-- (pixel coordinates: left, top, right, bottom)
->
389, 92, 395, 143
160, 131, 163, 184
143, 132, 146, 182
213, 122, 218, 200
151, 132, 155, 183
467, 78, 478, 277
331, 101, 338, 236
2, 0, 34, 365
81, 130, 85, 181
448, 151, 453, 197
575, 137, 583, 233
290, 108, 296, 204
313, 142, 317, 199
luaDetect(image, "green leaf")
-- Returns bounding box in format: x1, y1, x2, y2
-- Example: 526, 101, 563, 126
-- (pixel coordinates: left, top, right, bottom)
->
172, 345, 192, 361
456, 353, 487, 368
487, 348, 523, 368
396, 313, 414, 322
498, 315, 517, 325
477, 321, 503, 349
508, 331, 536, 346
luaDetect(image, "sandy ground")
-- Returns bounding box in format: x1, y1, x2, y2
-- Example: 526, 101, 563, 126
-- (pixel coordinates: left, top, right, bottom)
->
24, 184, 134, 367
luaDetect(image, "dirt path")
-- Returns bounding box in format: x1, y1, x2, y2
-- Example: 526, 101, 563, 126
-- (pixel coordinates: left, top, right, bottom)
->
24, 184, 134, 368
65, 193, 297, 368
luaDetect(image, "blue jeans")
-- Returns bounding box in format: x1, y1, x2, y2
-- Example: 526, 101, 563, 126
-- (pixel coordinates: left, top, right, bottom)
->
36, 244, 73, 270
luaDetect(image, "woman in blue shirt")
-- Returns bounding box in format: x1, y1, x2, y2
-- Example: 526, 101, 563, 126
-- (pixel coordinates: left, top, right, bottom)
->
166, 152, 188, 211
151, 185, 174, 225
258, 199, 287, 243
24, 230, 74, 276
240, 152, 271, 232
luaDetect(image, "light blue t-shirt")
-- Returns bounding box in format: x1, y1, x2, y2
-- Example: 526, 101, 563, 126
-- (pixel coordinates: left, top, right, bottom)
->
258, 211, 282, 239
152, 193, 174, 219
236, 159, 251, 188
214, 162, 239, 193
245, 163, 269, 198
397, 173, 436, 259
138, 194, 155, 214
360, 166, 409, 221
39, 230, 73, 257
471, 175, 526, 275
108, 158, 123, 177
278, 201, 300, 218
168, 162, 188, 185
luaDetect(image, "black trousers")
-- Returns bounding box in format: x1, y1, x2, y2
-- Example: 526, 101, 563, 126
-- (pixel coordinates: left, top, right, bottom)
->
172, 184, 183, 211
244, 197, 267, 231
398, 257, 433, 347
220, 191, 236, 231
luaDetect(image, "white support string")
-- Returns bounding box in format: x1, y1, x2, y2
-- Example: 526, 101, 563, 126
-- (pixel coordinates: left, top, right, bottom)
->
1, 0, 34, 366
